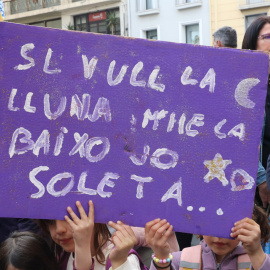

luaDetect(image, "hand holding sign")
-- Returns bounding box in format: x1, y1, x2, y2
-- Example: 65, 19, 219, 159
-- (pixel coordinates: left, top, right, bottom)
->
145, 219, 172, 259
108, 221, 137, 269
231, 217, 266, 270
65, 200, 94, 270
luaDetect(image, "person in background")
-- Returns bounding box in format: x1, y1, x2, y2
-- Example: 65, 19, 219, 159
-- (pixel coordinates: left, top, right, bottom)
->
0, 231, 57, 270
242, 16, 270, 208
0, 218, 40, 245
213, 26, 237, 48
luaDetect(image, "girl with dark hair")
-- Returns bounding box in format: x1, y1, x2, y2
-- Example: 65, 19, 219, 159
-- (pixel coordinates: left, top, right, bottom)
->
0, 231, 57, 270
37, 200, 144, 270
242, 16, 270, 208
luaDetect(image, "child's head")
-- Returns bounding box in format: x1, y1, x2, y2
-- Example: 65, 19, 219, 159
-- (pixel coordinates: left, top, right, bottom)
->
37, 219, 111, 264
202, 236, 239, 263
202, 205, 270, 263
0, 231, 56, 270
46, 220, 75, 253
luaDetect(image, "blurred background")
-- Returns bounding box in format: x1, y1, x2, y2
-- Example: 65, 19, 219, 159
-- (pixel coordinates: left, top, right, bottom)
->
1, 0, 270, 48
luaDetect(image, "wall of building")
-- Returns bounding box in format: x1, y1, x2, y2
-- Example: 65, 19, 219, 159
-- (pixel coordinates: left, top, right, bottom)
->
128, 0, 211, 46
3, 0, 127, 35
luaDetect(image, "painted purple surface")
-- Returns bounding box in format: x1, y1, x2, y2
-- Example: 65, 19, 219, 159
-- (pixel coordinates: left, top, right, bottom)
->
0, 22, 269, 238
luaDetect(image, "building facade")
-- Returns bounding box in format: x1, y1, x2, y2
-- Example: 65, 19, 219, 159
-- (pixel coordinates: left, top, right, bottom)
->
209, 0, 270, 48
127, 0, 211, 45
4, 0, 270, 48
3, 0, 127, 35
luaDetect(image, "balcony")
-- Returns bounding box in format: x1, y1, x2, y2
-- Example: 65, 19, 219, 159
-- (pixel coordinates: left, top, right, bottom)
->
175, 0, 202, 10
10, 0, 61, 15
4, 0, 119, 19
136, 0, 159, 16
239, 0, 270, 10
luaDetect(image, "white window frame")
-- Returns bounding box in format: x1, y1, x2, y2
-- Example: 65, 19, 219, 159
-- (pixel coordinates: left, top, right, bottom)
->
140, 25, 160, 40
175, 0, 202, 10
179, 20, 202, 45
137, 0, 160, 16
239, 0, 270, 10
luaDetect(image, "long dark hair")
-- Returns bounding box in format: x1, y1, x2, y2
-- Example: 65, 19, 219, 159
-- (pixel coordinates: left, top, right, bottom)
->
0, 231, 57, 270
253, 205, 270, 244
36, 220, 111, 265
242, 16, 270, 50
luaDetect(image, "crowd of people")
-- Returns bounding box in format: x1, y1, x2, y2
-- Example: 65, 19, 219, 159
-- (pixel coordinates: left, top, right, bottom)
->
1, 16, 270, 270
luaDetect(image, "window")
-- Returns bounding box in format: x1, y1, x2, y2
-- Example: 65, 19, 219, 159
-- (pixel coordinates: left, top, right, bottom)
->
246, 13, 267, 29
137, 0, 159, 12
141, 26, 160, 40
146, 0, 154, 9
186, 24, 200, 44
146, 29, 158, 40
30, 19, 62, 29
10, 0, 60, 14
30, 22, 45, 27
239, 0, 270, 10
176, 0, 200, 4
46, 19, 62, 29
74, 8, 120, 35
75, 15, 88, 32
175, 0, 202, 10
246, 0, 264, 4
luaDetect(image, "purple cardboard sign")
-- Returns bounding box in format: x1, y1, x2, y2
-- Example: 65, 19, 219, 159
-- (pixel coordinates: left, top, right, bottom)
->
0, 22, 268, 238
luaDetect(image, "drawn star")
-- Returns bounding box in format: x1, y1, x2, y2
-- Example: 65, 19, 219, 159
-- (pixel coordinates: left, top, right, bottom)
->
203, 153, 232, 186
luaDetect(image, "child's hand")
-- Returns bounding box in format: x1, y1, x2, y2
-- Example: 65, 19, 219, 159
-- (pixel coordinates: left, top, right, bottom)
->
231, 217, 261, 254
145, 219, 173, 259
231, 217, 266, 270
108, 221, 137, 269
65, 200, 95, 247
65, 200, 94, 270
